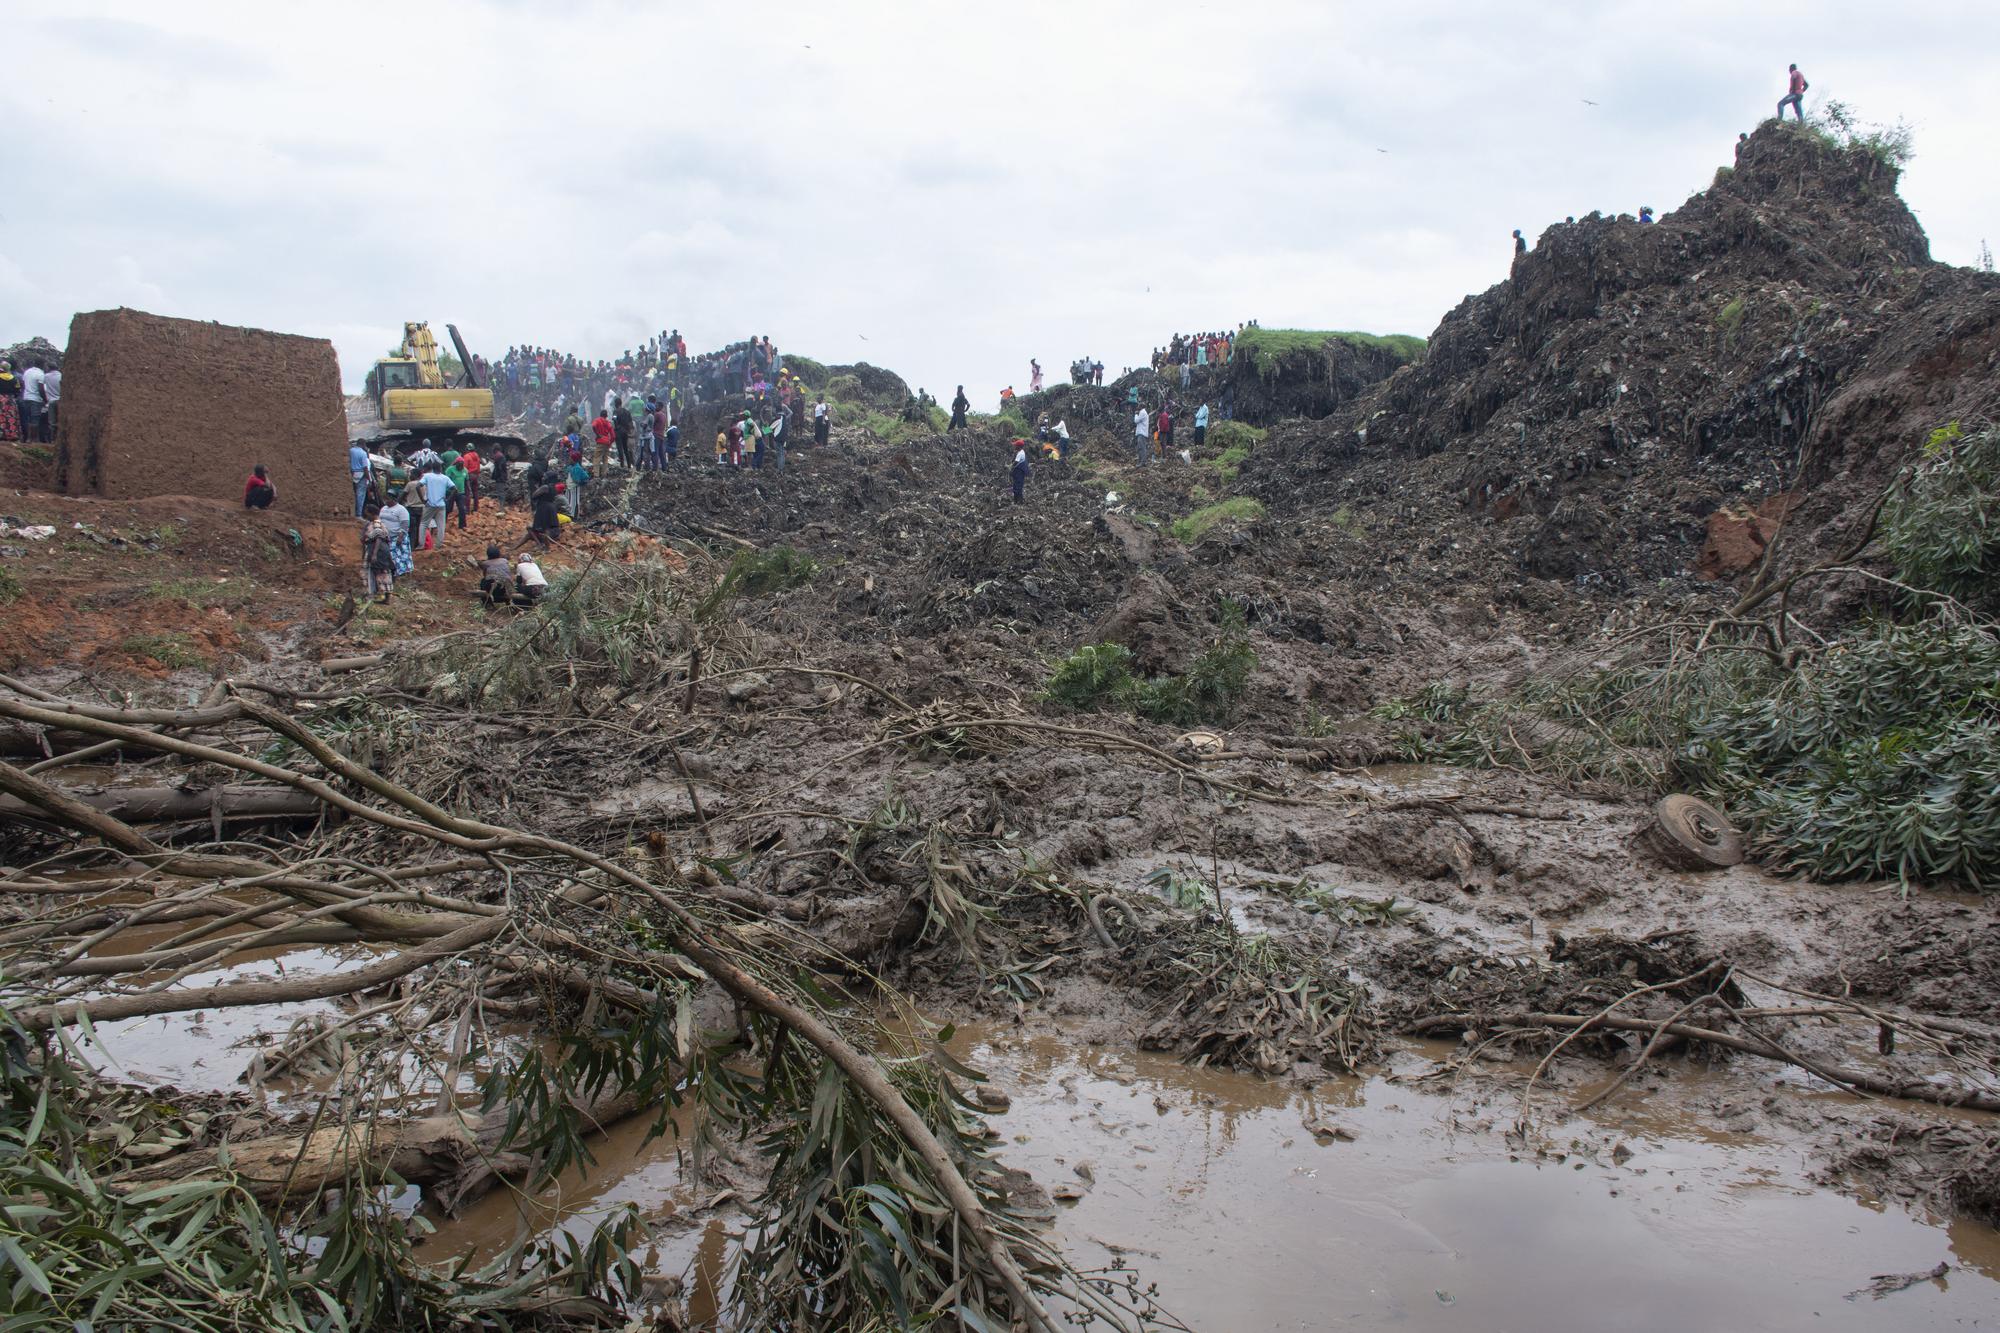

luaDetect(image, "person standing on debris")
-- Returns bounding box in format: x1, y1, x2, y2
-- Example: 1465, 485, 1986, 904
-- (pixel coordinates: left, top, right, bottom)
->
1778, 64, 1807, 121
638, 397, 657, 468
243, 464, 277, 509
1638, 206, 1655, 223
814, 395, 831, 448
769, 403, 790, 473
42, 366, 59, 439
0, 362, 21, 443
379, 490, 414, 578
1513, 228, 1527, 257
950, 385, 969, 431
613, 398, 635, 467
459, 445, 482, 513
1053, 418, 1071, 459
418, 463, 451, 548
19, 363, 47, 443
566, 455, 590, 518
1194, 401, 1210, 449
1158, 401, 1175, 457
1030, 359, 1043, 393
590, 408, 614, 470
1736, 131, 1750, 159
445, 454, 471, 531
490, 448, 510, 515
1011, 441, 1031, 504
348, 441, 372, 517
652, 400, 672, 466
1132, 403, 1151, 466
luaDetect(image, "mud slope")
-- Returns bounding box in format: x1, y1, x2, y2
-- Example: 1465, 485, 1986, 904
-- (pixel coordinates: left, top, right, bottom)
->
1245, 122, 2000, 599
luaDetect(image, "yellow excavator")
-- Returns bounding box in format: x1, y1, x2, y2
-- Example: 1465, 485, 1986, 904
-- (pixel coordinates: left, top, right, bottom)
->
356, 322, 524, 458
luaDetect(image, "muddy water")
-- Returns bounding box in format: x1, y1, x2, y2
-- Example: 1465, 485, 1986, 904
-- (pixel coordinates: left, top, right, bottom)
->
421, 1021, 2000, 1331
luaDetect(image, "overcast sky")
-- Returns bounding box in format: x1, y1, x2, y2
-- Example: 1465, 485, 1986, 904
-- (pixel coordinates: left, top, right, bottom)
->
6, 2, 1997, 408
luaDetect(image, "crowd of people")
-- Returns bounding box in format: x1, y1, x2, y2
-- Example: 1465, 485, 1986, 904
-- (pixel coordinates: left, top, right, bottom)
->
490, 331, 789, 426
0, 359, 60, 443
1149, 326, 1249, 385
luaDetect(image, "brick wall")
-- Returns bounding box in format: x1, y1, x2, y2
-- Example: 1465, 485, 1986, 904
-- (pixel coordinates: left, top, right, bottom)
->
55, 308, 349, 519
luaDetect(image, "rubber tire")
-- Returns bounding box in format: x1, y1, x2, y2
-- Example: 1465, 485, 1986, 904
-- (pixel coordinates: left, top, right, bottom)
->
1645, 795, 1745, 871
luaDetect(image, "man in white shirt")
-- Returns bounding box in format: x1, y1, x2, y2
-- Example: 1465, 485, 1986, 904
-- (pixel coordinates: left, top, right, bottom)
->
1133, 406, 1151, 466
418, 465, 452, 549
41, 368, 61, 439
19, 366, 46, 443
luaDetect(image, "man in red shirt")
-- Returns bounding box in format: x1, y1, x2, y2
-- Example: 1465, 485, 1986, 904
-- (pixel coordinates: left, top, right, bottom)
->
591, 411, 614, 470
1778, 64, 1807, 121
459, 446, 482, 512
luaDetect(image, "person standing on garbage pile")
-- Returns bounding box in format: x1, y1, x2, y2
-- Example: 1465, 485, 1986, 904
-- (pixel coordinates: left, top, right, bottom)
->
613, 398, 635, 467
489, 448, 509, 514
418, 462, 451, 549
1194, 402, 1210, 450
19, 363, 47, 443
0, 362, 21, 443
813, 395, 831, 448
950, 385, 969, 431
1158, 401, 1175, 457
445, 454, 471, 531
1132, 403, 1151, 466
639, 397, 658, 467
1778, 63, 1807, 120
1513, 228, 1526, 257
745, 412, 767, 469
665, 419, 681, 464
566, 455, 590, 518
563, 405, 584, 444
1030, 359, 1043, 393
459, 445, 483, 512
652, 399, 672, 466
348, 441, 372, 517
769, 403, 790, 473
379, 489, 414, 579
43, 365, 60, 439
1011, 441, 1031, 504
590, 408, 614, 470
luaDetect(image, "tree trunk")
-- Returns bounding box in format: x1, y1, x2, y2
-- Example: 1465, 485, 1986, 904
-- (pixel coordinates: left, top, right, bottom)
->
0, 783, 322, 826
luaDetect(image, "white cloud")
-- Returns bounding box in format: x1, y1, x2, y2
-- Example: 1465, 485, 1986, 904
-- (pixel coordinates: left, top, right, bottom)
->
5, 0, 1997, 402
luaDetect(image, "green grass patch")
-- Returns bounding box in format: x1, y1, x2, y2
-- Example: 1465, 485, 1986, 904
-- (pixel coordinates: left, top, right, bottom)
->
121, 632, 204, 670
1235, 327, 1426, 375
0, 566, 20, 603
1042, 605, 1257, 726
1716, 297, 1747, 332
1171, 497, 1265, 544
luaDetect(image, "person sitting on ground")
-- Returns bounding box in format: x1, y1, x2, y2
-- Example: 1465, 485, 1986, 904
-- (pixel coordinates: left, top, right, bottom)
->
474, 544, 512, 606
513, 552, 549, 605
243, 464, 277, 509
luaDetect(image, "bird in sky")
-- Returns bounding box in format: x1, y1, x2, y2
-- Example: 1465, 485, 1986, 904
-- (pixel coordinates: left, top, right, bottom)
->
1581, 98, 1599, 106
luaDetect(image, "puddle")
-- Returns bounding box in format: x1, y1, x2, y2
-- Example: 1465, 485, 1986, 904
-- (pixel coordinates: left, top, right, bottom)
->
421, 1021, 2000, 1330
82, 940, 388, 1096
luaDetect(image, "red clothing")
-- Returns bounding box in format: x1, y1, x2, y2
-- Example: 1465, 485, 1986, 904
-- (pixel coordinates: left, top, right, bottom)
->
592, 417, 614, 447
1789, 68, 1805, 95
244, 473, 272, 502
459, 449, 482, 474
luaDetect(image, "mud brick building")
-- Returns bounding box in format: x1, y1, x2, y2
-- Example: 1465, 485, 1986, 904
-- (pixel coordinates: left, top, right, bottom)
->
55, 308, 349, 518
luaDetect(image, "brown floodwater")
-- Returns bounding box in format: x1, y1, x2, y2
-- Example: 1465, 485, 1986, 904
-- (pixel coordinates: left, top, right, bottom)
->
420, 1020, 2000, 1331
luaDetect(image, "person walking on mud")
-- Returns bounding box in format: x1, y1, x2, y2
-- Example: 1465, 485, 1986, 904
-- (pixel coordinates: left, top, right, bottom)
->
950, 386, 969, 431
1777, 63, 1808, 121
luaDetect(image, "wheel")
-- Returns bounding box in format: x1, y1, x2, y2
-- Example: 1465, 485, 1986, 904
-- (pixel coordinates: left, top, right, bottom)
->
1644, 795, 1744, 871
